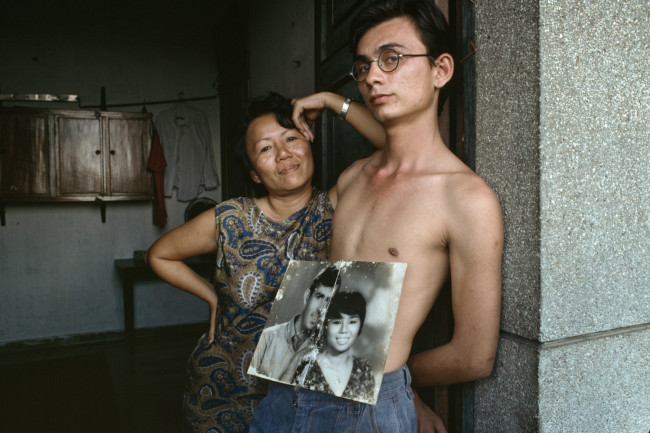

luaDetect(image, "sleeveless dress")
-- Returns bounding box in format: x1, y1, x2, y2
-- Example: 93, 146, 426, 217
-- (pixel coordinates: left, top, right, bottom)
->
183, 190, 333, 433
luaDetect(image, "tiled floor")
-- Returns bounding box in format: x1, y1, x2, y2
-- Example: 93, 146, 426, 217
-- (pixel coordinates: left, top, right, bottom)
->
0, 324, 205, 433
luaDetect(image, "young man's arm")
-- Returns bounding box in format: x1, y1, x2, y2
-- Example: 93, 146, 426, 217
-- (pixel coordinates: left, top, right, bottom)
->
291, 91, 385, 209
408, 179, 503, 386
291, 91, 385, 148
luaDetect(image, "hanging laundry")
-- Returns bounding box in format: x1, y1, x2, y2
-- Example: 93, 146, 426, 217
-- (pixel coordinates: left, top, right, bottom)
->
147, 128, 168, 226
155, 103, 220, 201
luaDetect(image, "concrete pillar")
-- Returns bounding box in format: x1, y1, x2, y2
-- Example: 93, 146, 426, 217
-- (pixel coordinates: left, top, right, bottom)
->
471, 1, 649, 431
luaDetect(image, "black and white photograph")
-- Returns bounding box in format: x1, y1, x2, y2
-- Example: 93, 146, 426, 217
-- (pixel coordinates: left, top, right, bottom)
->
248, 259, 406, 405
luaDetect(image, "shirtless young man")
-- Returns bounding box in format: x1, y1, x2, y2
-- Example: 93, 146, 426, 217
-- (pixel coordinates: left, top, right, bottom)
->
250, 1, 503, 432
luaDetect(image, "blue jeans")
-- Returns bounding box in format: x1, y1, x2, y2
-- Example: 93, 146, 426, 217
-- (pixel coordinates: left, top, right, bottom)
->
249, 364, 416, 433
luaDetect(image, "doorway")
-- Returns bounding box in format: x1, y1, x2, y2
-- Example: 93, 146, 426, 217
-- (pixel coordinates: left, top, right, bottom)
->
314, 0, 471, 431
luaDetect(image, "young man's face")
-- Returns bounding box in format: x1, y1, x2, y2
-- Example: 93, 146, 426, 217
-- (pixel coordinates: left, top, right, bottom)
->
355, 17, 438, 124
299, 284, 335, 333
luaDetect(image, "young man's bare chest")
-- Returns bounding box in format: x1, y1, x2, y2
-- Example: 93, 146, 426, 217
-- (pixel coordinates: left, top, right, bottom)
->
330, 171, 448, 264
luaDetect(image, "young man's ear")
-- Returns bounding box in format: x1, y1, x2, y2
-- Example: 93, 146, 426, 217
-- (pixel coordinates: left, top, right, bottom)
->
433, 53, 454, 88
250, 170, 262, 184
303, 288, 311, 305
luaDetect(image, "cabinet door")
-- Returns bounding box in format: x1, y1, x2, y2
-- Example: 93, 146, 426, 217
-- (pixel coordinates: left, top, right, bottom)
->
106, 116, 152, 198
56, 113, 103, 198
0, 110, 51, 199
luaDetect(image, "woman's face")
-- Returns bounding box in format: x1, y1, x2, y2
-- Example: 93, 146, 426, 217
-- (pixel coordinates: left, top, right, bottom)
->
245, 113, 314, 195
326, 313, 361, 354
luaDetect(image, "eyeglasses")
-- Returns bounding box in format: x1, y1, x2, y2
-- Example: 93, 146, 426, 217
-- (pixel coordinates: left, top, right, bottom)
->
350, 48, 434, 82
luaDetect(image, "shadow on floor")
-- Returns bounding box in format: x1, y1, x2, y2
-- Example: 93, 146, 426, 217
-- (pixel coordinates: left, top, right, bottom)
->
0, 324, 205, 433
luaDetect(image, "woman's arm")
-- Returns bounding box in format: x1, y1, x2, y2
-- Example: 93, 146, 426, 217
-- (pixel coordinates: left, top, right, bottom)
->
147, 208, 219, 341
291, 92, 385, 148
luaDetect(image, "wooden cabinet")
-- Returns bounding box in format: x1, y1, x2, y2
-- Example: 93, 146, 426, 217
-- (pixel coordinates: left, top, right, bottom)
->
0, 107, 153, 203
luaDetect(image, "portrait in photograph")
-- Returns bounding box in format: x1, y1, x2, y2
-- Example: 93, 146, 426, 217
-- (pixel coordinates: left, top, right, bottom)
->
247, 259, 406, 404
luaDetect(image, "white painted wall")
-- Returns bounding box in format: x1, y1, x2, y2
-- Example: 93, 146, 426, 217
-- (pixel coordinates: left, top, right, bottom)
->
0, 0, 315, 345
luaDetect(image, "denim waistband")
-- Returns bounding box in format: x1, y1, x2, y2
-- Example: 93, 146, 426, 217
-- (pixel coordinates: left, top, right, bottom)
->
376, 364, 411, 399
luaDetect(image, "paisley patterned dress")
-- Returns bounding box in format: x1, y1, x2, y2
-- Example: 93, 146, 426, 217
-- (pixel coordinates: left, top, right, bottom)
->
183, 190, 333, 433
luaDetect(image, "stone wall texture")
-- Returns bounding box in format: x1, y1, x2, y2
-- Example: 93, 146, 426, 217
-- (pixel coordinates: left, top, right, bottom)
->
472, 0, 649, 431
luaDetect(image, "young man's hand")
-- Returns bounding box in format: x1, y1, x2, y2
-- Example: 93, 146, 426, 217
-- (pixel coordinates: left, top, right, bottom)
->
413, 389, 448, 433
291, 92, 339, 142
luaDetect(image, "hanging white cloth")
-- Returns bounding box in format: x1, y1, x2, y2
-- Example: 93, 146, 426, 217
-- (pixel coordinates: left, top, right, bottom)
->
155, 103, 220, 201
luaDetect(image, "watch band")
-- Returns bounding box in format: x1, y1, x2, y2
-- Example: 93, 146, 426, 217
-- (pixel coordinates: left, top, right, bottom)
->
339, 98, 352, 120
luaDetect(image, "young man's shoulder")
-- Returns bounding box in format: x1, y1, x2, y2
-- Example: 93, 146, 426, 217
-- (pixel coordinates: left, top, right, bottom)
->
441, 170, 503, 244
441, 169, 500, 213
445, 168, 495, 196
336, 151, 378, 185
328, 153, 376, 207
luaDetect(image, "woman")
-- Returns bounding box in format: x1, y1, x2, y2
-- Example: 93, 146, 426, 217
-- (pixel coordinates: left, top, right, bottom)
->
292, 291, 375, 402
147, 92, 383, 432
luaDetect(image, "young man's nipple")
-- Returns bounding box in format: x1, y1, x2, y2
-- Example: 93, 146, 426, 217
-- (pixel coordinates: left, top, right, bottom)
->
388, 247, 399, 257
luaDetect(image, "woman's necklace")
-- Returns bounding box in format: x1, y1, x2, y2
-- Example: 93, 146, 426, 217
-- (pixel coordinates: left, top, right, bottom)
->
318, 354, 353, 396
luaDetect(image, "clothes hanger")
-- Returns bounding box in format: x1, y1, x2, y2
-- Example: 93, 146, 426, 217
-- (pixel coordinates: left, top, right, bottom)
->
175, 92, 187, 121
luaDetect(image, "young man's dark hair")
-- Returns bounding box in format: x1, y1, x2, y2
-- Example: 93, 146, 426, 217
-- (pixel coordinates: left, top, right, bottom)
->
308, 265, 341, 295
349, 0, 450, 57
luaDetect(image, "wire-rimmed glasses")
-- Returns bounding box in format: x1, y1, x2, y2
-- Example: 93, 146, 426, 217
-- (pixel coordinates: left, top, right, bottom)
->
350, 48, 434, 82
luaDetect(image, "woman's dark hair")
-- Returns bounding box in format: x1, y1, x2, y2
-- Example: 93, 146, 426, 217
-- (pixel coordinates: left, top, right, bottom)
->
349, 0, 452, 110
231, 92, 297, 194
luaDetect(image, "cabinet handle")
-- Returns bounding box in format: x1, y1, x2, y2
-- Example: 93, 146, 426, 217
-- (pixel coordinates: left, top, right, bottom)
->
110, 150, 115, 155
95, 150, 101, 155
